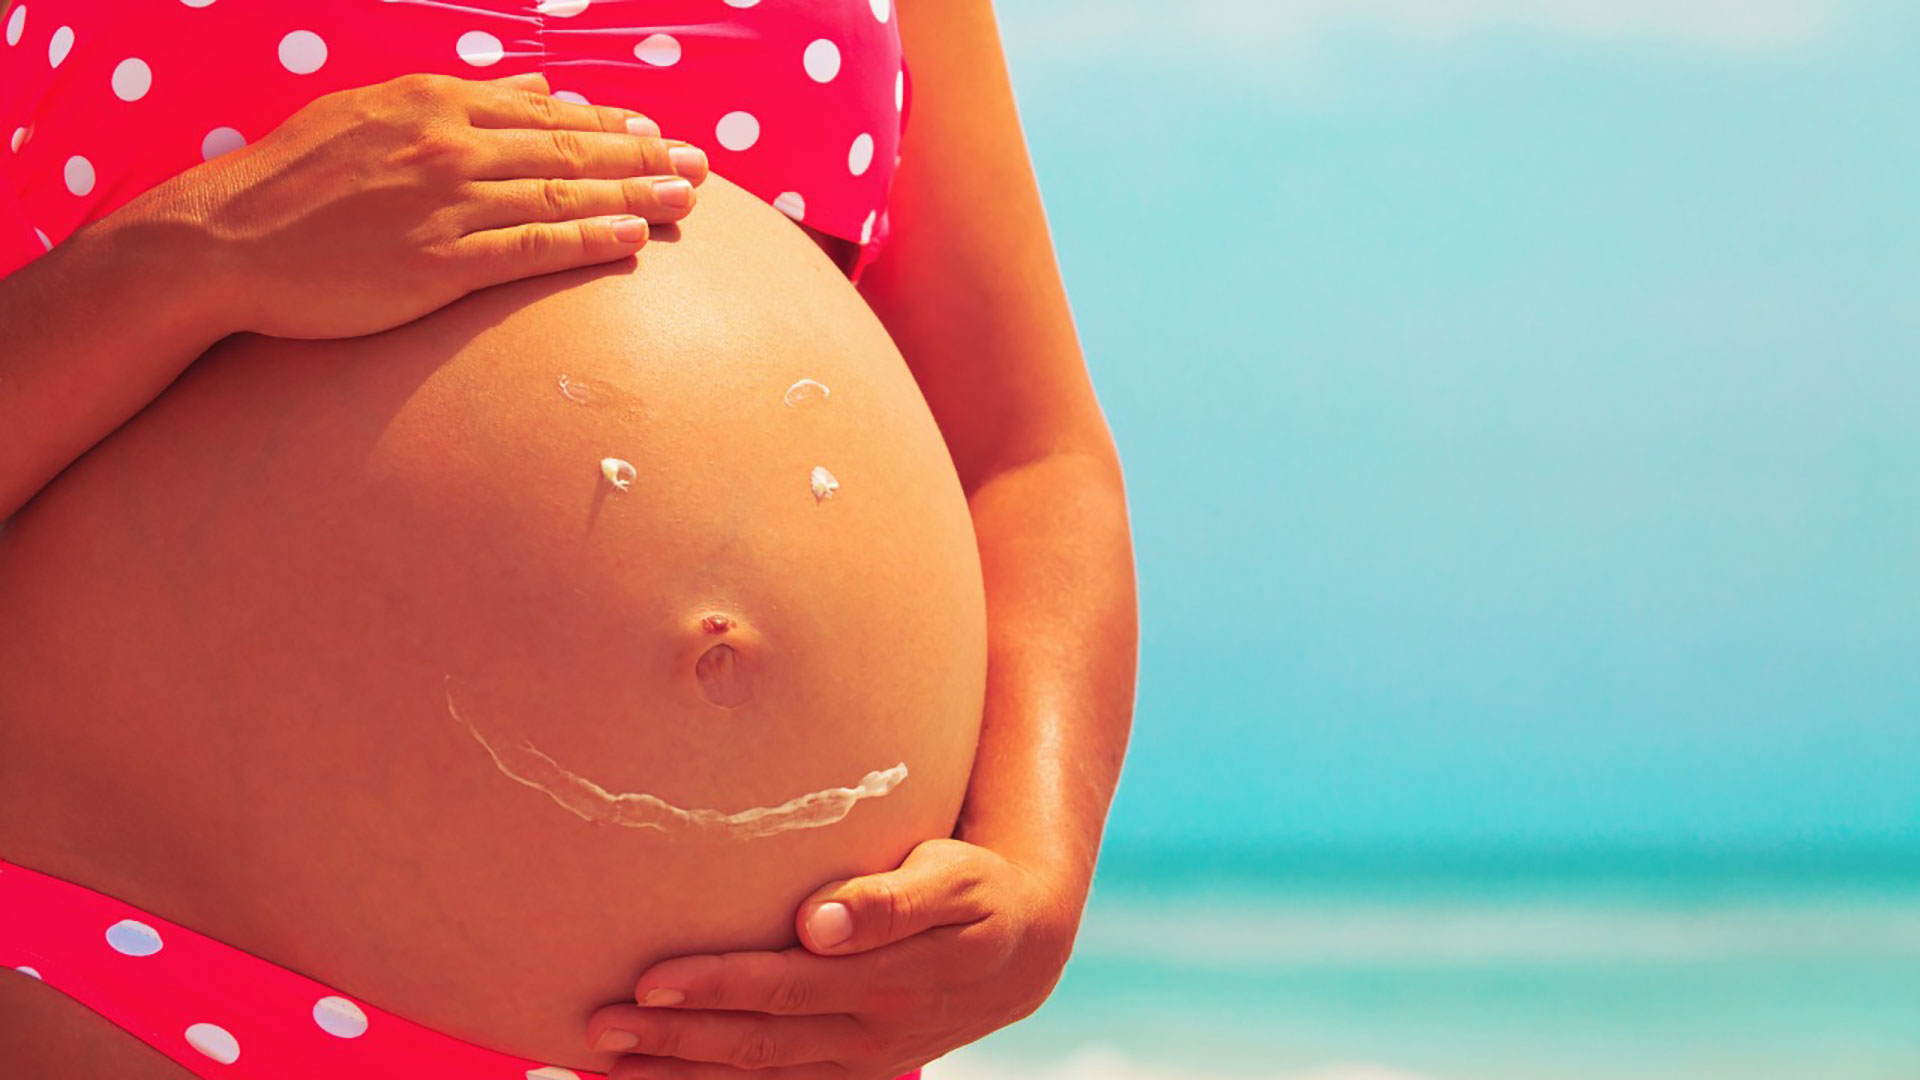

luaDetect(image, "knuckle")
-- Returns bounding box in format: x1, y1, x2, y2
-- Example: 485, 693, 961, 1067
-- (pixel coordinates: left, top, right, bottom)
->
768, 972, 813, 1014
641, 1023, 683, 1059
634, 136, 670, 175
623, 177, 661, 212
732, 1030, 781, 1070
875, 879, 913, 938
587, 104, 627, 134
402, 127, 468, 177
523, 89, 563, 129
547, 126, 589, 171
534, 177, 576, 220
392, 71, 448, 102
513, 224, 562, 262
405, 215, 459, 258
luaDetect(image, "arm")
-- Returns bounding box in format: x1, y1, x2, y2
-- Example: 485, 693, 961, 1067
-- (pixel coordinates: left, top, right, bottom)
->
859, 0, 1138, 913
0, 199, 229, 520
589, 5, 1139, 1073
1, 71, 704, 521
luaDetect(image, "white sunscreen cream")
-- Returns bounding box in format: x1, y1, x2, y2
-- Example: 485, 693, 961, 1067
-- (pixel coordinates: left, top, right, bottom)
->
809, 465, 839, 503
444, 678, 905, 839
783, 378, 831, 407
600, 457, 636, 492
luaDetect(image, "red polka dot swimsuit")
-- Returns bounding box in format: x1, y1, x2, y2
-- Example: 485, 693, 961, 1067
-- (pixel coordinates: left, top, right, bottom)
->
0, 0, 907, 281
0, 857, 924, 1077
0, 1, 918, 1076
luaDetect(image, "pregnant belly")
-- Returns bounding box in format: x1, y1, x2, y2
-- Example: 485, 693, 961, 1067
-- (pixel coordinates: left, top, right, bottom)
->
0, 178, 987, 1068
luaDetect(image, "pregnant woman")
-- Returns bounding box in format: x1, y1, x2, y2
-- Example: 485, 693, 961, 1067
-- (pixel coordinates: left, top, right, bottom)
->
0, 1, 1137, 1078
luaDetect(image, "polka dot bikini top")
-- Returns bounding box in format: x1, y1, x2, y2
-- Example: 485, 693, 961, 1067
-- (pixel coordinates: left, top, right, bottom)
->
0, 0, 906, 283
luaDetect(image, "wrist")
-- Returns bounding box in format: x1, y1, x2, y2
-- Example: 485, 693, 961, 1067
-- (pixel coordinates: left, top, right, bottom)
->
955, 819, 1097, 911
87, 171, 247, 345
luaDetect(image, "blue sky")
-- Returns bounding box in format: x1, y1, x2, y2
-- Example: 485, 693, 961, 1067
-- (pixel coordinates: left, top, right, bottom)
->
992, 0, 1920, 850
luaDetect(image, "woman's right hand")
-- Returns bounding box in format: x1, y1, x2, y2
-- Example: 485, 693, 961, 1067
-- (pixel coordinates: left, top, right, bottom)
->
135, 70, 707, 340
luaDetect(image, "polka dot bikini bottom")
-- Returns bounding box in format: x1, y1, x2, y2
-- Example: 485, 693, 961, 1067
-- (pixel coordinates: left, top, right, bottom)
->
0, 856, 922, 1079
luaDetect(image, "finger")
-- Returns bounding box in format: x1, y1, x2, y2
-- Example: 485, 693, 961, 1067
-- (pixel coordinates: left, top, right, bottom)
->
634, 949, 880, 1016
463, 81, 660, 140
460, 176, 695, 229
451, 215, 648, 288
467, 127, 706, 184
483, 71, 550, 93
607, 1057, 847, 1080
798, 839, 995, 956
587, 1004, 861, 1069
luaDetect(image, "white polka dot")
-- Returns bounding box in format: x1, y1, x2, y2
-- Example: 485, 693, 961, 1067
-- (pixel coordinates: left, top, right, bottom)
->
312, 996, 368, 1039
5, 5, 24, 47
534, 0, 589, 15
870, 0, 889, 22
180, 0, 217, 7
278, 30, 326, 74
715, 111, 759, 152
456, 29, 504, 67
722, 0, 759, 7
772, 191, 805, 220
47, 24, 72, 67
14, 966, 41, 979
184, 1022, 240, 1064
550, 90, 588, 105
527, 1069, 581, 1080
34, 227, 50, 251
802, 39, 841, 83
895, 70, 904, 111
105, 918, 161, 956
112, 57, 152, 101
860, 210, 876, 246
847, 132, 874, 176
63, 154, 95, 197
9, 127, 25, 152
201, 126, 245, 160
633, 33, 679, 67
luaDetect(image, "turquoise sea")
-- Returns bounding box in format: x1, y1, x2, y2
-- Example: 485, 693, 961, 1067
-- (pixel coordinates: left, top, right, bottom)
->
930, 847, 1920, 1080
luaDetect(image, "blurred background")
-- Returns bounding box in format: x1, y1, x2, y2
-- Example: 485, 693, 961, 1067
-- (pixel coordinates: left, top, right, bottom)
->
936, 1, 1920, 1078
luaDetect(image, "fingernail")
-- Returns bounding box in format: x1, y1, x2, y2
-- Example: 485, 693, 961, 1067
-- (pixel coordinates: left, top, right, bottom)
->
611, 216, 648, 244
807, 902, 854, 948
625, 115, 660, 138
641, 988, 684, 1007
668, 144, 707, 177
651, 177, 693, 209
594, 1028, 639, 1051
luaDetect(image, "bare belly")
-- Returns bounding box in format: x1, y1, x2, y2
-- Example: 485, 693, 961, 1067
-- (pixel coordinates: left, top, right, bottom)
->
0, 177, 987, 1071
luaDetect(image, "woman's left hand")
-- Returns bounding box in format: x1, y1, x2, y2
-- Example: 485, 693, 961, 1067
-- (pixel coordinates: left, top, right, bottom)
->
584, 838, 1081, 1079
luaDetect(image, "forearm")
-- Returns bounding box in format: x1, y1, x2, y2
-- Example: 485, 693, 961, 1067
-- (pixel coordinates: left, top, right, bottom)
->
956, 445, 1138, 910
0, 187, 229, 518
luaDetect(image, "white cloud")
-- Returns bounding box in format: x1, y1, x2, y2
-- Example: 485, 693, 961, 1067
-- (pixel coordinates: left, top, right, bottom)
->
999, 0, 1859, 65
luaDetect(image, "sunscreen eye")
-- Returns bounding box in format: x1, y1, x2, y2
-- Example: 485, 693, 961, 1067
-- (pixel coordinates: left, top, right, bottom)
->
600, 457, 636, 491
809, 465, 839, 503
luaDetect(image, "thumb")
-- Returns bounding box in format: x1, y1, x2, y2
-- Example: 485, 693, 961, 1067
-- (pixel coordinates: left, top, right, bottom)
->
797, 839, 991, 956
488, 71, 551, 93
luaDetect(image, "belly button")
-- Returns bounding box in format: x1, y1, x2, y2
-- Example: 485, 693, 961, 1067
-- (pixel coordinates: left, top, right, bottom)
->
692, 612, 754, 708
695, 643, 752, 708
